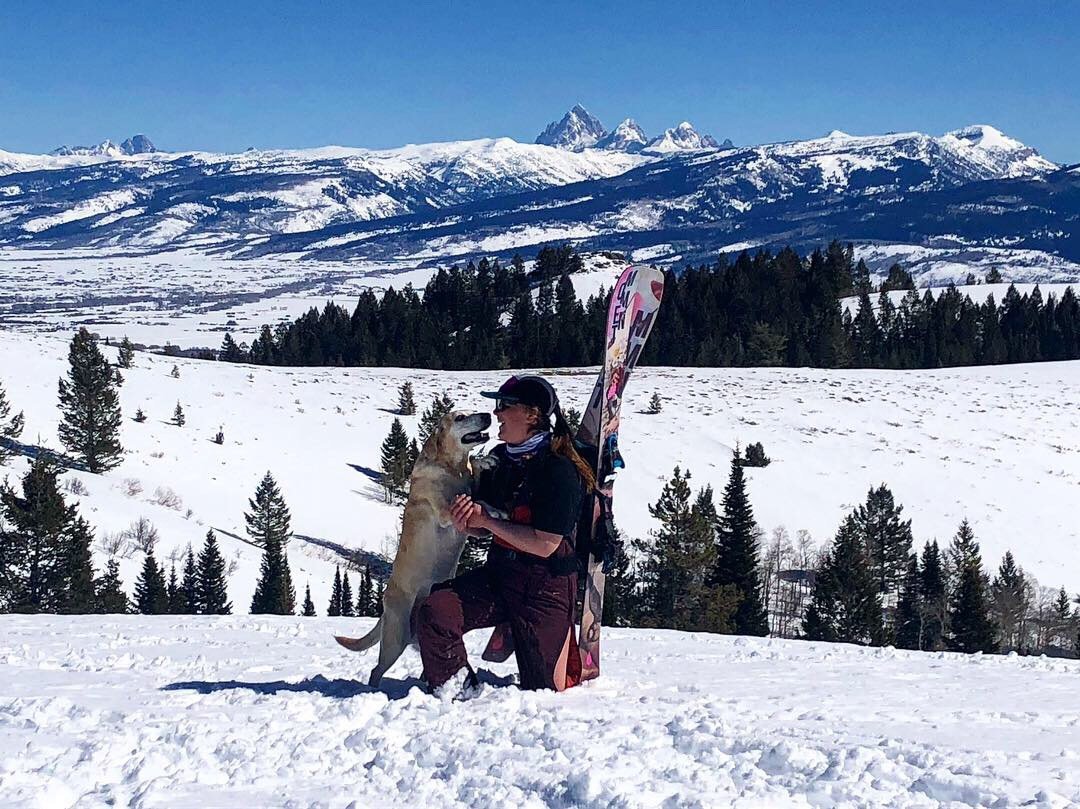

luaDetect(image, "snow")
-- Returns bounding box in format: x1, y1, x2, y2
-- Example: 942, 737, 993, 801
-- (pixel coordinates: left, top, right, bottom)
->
2, 329, 1080, 615
1, 615, 1077, 807
21, 191, 141, 234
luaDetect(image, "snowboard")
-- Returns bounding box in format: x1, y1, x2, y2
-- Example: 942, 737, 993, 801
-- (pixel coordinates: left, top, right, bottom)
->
574, 265, 665, 681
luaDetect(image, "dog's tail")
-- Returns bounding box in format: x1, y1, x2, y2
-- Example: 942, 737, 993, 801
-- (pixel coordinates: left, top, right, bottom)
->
334, 619, 382, 653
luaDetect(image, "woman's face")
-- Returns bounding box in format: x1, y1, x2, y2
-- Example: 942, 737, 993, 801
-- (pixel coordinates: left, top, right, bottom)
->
496, 402, 538, 445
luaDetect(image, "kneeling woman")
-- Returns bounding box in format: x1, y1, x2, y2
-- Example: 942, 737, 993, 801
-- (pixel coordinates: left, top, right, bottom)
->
415, 375, 593, 691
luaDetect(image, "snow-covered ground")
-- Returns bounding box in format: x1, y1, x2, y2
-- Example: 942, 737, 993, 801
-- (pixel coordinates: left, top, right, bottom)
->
2, 614, 1078, 808
2, 329, 1079, 616
0, 249, 629, 349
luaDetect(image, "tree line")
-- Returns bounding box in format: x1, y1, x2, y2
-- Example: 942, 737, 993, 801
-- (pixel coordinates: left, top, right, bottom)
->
213, 243, 1079, 371
615, 457, 1079, 658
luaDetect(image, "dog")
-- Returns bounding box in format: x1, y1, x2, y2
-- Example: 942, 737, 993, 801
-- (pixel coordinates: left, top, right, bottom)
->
335, 410, 492, 686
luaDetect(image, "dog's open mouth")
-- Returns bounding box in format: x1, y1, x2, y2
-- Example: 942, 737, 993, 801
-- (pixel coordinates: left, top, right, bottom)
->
463, 431, 489, 445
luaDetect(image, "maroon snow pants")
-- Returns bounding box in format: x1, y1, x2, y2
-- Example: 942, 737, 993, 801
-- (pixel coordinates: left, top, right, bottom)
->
415, 555, 579, 691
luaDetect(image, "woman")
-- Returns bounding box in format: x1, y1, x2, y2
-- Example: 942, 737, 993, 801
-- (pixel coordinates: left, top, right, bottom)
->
414, 375, 595, 692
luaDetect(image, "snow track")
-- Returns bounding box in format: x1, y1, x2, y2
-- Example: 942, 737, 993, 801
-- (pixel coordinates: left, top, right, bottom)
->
1, 615, 1077, 808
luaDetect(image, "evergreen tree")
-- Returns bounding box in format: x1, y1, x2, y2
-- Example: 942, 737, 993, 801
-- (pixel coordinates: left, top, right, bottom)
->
61, 515, 97, 614
0, 378, 25, 465
986, 268, 1003, 284
219, 333, 246, 362
196, 529, 231, 615
170, 365, 181, 379
946, 522, 997, 654
117, 336, 135, 369
646, 393, 662, 414
0, 456, 75, 612
456, 534, 488, 575
57, 328, 124, 473
894, 553, 921, 650
373, 578, 384, 616
563, 406, 581, 436
328, 566, 343, 617
638, 469, 737, 632
95, 559, 129, 614
173, 401, 185, 427
991, 551, 1028, 651
919, 540, 948, 651
713, 451, 768, 635
601, 525, 640, 627
803, 515, 883, 644
341, 571, 355, 617
417, 393, 455, 447
1051, 587, 1074, 649
851, 484, 913, 600
302, 584, 316, 616
166, 563, 185, 613
181, 547, 199, 614
397, 382, 416, 415
356, 565, 376, 617
134, 550, 169, 614
245, 472, 292, 549
134, 408, 147, 423
379, 419, 411, 499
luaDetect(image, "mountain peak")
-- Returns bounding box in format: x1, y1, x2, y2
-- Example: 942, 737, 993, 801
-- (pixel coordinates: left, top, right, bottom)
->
50, 134, 157, 158
644, 121, 722, 153
535, 105, 607, 151
120, 134, 157, 155
595, 118, 648, 152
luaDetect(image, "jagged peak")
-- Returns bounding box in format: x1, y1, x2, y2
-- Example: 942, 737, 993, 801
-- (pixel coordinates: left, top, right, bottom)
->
535, 105, 607, 151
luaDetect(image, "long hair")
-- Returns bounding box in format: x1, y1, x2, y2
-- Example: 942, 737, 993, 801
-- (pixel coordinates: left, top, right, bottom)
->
531, 406, 596, 492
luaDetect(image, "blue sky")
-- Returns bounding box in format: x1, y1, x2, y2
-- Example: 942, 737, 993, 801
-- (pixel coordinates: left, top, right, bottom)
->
2, 0, 1077, 162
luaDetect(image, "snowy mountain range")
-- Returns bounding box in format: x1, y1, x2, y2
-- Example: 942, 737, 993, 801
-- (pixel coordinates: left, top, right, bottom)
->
0, 108, 1076, 283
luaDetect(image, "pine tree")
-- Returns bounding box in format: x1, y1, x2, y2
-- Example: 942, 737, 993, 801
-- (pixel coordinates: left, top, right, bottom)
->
563, 406, 581, 436
173, 401, 185, 427
894, 554, 922, 650
196, 529, 231, 615
134, 408, 147, 423
417, 393, 454, 448
181, 547, 199, 614
247, 473, 294, 615
117, 336, 135, 369
1051, 587, 1073, 649
134, 550, 169, 614
919, 540, 947, 651
57, 328, 124, 473
170, 365, 181, 379
851, 485, 913, 600
341, 571, 355, 617
714, 450, 768, 635
379, 419, 411, 499
803, 515, 883, 644
373, 578, 384, 616
991, 551, 1028, 651
328, 566, 343, 617
397, 382, 416, 415
219, 333, 245, 362
946, 522, 997, 654
0, 379, 25, 465
95, 559, 129, 614
646, 393, 662, 414
62, 515, 97, 614
166, 563, 185, 614
356, 565, 375, 617
302, 584, 316, 616
0, 456, 75, 612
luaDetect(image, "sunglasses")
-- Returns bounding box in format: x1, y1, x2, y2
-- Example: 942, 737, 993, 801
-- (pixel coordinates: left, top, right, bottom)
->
493, 398, 518, 412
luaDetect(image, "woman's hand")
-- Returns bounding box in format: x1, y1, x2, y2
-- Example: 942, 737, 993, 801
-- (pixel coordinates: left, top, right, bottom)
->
450, 494, 486, 533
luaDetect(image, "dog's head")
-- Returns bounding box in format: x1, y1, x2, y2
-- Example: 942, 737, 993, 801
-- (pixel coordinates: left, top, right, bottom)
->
421, 410, 492, 468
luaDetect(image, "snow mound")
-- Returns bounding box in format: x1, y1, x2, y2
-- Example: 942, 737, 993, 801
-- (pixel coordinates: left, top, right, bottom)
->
1, 615, 1077, 807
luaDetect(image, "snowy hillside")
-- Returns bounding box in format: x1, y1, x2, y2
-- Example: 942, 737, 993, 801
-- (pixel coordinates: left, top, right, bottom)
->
2, 614, 1078, 807
2, 329, 1079, 617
